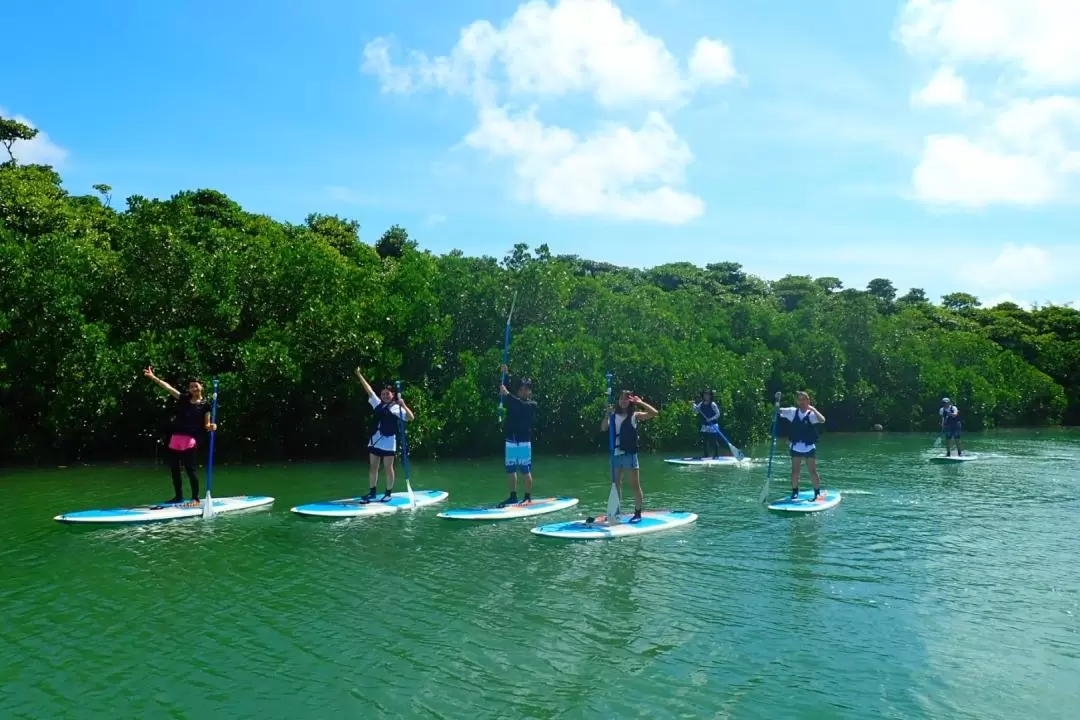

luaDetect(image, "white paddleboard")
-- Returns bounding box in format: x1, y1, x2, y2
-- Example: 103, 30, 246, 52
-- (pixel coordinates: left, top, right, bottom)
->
54, 495, 275, 524
291, 490, 448, 517
531, 510, 698, 539
664, 456, 743, 466
930, 454, 977, 463
438, 496, 578, 521
767, 489, 841, 513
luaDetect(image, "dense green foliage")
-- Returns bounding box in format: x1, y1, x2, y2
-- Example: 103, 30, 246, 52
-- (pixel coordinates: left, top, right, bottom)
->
1, 153, 1077, 463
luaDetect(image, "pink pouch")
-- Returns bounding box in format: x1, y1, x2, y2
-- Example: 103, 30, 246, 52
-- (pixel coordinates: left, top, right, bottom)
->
168, 434, 197, 451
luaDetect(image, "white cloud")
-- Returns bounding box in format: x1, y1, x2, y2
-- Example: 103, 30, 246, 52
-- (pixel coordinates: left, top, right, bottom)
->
361, 0, 737, 224
425, 213, 447, 226
911, 66, 967, 106
466, 106, 702, 222
898, 1, 1080, 208
898, 0, 1080, 88
912, 134, 1058, 207
985, 293, 1032, 309
0, 106, 68, 166
688, 38, 737, 86
957, 244, 1057, 291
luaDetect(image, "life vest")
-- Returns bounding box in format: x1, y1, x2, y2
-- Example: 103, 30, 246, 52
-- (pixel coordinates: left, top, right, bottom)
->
788, 410, 819, 445
942, 406, 960, 425
372, 402, 399, 439
616, 412, 638, 453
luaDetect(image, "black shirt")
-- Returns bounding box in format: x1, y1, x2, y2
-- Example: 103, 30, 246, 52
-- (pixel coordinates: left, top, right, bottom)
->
173, 392, 208, 436
504, 393, 537, 443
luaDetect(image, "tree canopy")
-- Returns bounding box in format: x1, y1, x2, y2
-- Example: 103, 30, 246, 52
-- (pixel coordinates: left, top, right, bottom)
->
1, 152, 1076, 464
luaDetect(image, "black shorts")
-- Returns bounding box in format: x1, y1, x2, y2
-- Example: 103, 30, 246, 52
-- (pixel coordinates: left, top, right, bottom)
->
368, 447, 396, 458
790, 448, 817, 459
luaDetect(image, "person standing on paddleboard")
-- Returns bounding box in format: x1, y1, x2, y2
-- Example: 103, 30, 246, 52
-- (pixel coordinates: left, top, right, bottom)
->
691, 390, 724, 458
939, 398, 964, 457
355, 368, 414, 502
779, 391, 826, 500
498, 364, 537, 508
600, 390, 659, 522
144, 366, 216, 505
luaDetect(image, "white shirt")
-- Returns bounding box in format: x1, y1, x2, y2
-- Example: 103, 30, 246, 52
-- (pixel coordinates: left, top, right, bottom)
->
612, 413, 638, 456
368, 396, 406, 452
780, 407, 822, 453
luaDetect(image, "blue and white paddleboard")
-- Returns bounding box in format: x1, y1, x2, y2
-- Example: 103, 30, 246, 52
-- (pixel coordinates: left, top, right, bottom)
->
930, 454, 977, 463
767, 489, 841, 513
531, 510, 698, 539
664, 456, 743, 466
438, 496, 578, 521
290, 490, 448, 518
54, 495, 275, 524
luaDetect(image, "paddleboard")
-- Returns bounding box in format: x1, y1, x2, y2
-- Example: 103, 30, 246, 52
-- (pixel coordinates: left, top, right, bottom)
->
54, 495, 275, 524
530, 510, 697, 539
929, 454, 977, 463
438, 496, 579, 521
767, 489, 841, 513
290, 490, 448, 518
664, 456, 742, 466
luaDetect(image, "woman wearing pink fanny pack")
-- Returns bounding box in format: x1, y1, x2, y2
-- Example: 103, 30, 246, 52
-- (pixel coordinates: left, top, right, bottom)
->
144, 366, 217, 504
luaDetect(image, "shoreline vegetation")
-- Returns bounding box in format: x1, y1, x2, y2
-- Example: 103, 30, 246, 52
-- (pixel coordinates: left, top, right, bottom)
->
3, 119, 1079, 465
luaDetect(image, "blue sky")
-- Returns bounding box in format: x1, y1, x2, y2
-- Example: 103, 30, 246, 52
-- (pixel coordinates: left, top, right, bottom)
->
4, 0, 1079, 307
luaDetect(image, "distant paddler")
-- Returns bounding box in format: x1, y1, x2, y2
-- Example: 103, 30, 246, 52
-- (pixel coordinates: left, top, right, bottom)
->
355, 368, 414, 502
497, 363, 538, 507
144, 366, 216, 505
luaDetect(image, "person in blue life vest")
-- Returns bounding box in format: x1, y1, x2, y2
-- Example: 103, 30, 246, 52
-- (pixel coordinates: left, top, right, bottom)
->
600, 390, 659, 522
690, 389, 724, 458
144, 366, 216, 505
939, 397, 964, 457
497, 364, 537, 507
354, 368, 414, 502
779, 390, 826, 500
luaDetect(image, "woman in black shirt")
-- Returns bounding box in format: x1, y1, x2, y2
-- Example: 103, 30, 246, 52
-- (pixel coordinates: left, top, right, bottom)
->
144, 366, 216, 504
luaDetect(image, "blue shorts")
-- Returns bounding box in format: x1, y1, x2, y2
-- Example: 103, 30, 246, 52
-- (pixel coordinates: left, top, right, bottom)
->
505, 441, 532, 473
612, 453, 640, 470
943, 424, 962, 439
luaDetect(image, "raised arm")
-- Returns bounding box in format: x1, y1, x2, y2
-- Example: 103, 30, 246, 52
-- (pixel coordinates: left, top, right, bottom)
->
354, 367, 376, 398
633, 396, 659, 421
144, 366, 180, 399
808, 405, 826, 423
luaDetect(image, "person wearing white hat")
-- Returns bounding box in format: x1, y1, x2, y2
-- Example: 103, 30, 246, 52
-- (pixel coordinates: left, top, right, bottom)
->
939, 397, 964, 456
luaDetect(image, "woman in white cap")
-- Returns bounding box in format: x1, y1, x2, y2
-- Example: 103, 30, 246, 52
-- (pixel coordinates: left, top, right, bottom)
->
939, 397, 964, 456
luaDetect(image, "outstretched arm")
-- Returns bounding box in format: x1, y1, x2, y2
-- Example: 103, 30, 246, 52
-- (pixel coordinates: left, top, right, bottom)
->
144, 366, 180, 399
354, 368, 376, 398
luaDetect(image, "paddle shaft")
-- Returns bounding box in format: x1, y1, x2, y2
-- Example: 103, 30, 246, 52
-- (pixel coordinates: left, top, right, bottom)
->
207, 379, 219, 493
498, 292, 517, 420
394, 380, 415, 502
761, 395, 781, 504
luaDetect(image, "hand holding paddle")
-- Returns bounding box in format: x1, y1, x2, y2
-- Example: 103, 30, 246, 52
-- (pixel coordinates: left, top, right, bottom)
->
759, 392, 783, 504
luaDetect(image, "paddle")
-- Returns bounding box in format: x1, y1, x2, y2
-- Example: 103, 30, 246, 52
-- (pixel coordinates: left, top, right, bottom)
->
202, 379, 219, 519
498, 291, 518, 423
710, 425, 747, 462
605, 371, 621, 524
758, 391, 782, 504
395, 380, 416, 509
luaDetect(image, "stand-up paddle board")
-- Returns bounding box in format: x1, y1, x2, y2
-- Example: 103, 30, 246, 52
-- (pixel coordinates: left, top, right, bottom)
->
54, 495, 274, 524
930, 454, 977, 463
291, 490, 448, 518
664, 456, 743, 466
767, 489, 841, 513
438, 496, 578, 521
531, 510, 697, 539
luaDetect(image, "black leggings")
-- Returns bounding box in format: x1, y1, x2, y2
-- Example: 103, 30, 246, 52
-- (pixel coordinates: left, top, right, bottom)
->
702, 432, 722, 457
169, 449, 200, 500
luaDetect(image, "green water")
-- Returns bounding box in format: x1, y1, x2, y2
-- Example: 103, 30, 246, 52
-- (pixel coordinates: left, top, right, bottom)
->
2, 431, 1079, 719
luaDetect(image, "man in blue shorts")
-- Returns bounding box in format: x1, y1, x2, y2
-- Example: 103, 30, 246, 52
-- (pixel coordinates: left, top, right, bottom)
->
939, 397, 964, 457
498, 365, 537, 507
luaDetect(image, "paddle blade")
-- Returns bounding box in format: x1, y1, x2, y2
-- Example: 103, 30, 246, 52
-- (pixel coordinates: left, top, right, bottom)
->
406, 478, 416, 509
606, 481, 621, 524
202, 492, 215, 519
